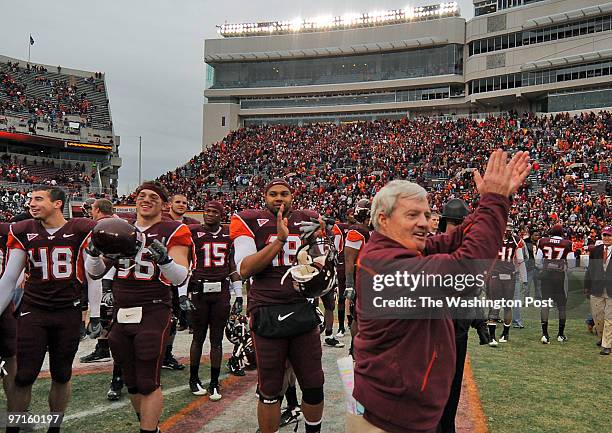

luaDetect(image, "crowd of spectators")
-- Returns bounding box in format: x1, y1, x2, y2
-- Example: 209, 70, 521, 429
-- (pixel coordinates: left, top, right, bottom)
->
0, 154, 91, 189
0, 60, 109, 132
119, 111, 611, 241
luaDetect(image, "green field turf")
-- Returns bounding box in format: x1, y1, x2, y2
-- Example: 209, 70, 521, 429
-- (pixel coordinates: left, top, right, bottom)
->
469, 273, 611, 433
0, 364, 212, 433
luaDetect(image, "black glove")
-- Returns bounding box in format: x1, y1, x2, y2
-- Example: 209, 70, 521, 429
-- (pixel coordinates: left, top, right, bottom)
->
179, 295, 195, 312
148, 239, 171, 265
101, 292, 113, 308
233, 296, 244, 315
0, 356, 7, 378
344, 286, 356, 302
87, 317, 103, 339
85, 241, 101, 257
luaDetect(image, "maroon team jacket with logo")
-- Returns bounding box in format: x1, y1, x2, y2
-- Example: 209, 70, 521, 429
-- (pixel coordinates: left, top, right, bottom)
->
353, 193, 510, 433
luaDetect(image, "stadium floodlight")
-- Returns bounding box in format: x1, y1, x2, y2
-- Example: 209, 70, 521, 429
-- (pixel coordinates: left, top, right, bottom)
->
217, 1, 460, 36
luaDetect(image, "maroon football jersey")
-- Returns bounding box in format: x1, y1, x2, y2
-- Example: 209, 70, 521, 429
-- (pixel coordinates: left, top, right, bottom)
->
493, 234, 523, 274
112, 220, 193, 308
189, 224, 232, 282
0, 223, 10, 275
334, 222, 350, 270
537, 236, 573, 271
230, 208, 318, 310
7, 218, 96, 309
345, 223, 371, 253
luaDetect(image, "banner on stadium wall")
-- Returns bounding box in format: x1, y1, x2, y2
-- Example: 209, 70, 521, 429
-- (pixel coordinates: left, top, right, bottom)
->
72, 205, 205, 222
0, 131, 112, 153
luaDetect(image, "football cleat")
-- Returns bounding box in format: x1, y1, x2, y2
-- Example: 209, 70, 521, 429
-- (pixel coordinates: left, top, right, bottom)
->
335, 330, 345, 338
80, 346, 111, 363
499, 335, 509, 343
189, 379, 207, 396
488, 339, 499, 347
324, 337, 345, 348
512, 321, 525, 329
208, 383, 222, 401
107, 378, 123, 401
279, 406, 302, 427
557, 335, 568, 342
541, 335, 550, 344
162, 355, 185, 370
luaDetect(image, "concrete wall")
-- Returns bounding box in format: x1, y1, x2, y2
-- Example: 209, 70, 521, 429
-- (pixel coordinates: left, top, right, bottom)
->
202, 102, 240, 149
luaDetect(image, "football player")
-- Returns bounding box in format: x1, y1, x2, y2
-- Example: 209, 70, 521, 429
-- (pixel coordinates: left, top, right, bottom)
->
230, 179, 325, 433
167, 193, 200, 225
165, 193, 199, 364
536, 224, 575, 343
318, 220, 345, 348
344, 198, 371, 356
333, 220, 350, 339
81, 199, 116, 363
0, 222, 17, 412
487, 222, 525, 345
0, 186, 96, 433
186, 200, 242, 399
85, 181, 192, 433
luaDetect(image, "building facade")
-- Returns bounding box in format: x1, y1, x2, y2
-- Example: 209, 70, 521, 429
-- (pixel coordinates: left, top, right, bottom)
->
203, 0, 612, 147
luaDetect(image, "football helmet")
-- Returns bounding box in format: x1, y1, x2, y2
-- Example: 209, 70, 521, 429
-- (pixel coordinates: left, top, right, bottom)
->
91, 218, 144, 260
354, 199, 371, 223
282, 220, 338, 299
225, 312, 256, 374
439, 198, 470, 232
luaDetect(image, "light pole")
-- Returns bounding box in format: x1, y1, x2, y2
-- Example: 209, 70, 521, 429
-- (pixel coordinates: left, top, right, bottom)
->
138, 135, 142, 185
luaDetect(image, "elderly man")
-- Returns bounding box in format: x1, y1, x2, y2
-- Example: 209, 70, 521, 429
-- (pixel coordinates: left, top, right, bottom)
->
350, 150, 530, 433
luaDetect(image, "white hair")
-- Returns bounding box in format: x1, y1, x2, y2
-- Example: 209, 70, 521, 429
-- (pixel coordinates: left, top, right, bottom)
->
371, 180, 427, 230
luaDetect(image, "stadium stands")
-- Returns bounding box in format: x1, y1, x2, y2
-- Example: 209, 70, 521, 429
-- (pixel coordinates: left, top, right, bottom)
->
0, 59, 113, 141
121, 111, 611, 241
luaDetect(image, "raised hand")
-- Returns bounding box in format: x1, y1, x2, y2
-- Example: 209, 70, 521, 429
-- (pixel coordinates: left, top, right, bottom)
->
474, 150, 531, 198
276, 203, 289, 242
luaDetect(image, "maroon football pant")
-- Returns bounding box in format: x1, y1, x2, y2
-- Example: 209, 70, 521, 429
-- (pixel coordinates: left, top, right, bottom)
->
0, 302, 16, 357
190, 291, 230, 348
251, 326, 324, 398
15, 302, 81, 386
487, 276, 515, 321
108, 304, 172, 395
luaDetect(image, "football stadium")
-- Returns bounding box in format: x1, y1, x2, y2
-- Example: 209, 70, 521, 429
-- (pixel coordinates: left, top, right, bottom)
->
0, 0, 610, 432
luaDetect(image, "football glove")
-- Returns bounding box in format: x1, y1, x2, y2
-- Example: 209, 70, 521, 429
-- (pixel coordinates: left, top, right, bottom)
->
179, 295, 195, 312
344, 286, 356, 302
148, 239, 171, 265
232, 297, 244, 315
87, 317, 103, 339
85, 241, 102, 257
101, 292, 114, 308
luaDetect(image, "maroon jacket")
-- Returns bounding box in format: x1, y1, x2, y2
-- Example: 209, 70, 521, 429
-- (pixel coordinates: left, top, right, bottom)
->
353, 193, 509, 433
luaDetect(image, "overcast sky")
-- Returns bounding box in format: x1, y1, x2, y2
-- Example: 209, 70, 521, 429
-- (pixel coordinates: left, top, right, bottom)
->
1, 0, 474, 195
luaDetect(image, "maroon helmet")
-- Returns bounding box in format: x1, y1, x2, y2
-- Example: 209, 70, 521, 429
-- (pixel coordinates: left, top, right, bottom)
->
92, 218, 143, 259
354, 198, 371, 223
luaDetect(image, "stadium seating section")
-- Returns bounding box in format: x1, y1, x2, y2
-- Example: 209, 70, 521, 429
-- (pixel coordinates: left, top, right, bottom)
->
0, 60, 112, 141
120, 111, 611, 240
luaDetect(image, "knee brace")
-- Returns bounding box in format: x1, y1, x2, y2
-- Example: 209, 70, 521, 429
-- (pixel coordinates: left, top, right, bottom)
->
301, 387, 324, 405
